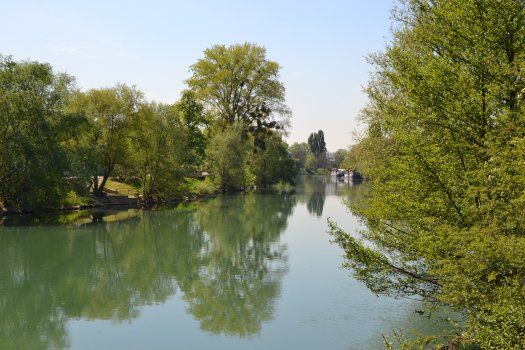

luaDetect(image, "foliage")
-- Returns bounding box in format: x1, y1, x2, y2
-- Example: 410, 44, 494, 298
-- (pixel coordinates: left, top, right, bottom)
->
176, 90, 208, 166
289, 142, 310, 170
0, 56, 77, 209
296, 130, 328, 170
304, 153, 317, 174
206, 123, 253, 190
307, 130, 327, 155
331, 1, 525, 348
68, 84, 143, 195
188, 177, 217, 197
188, 43, 295, 189
343, 130, 390, 175
0, 43, 296, 208
290, 138, 337, 173
60, 191, 93, 207
186, 43, 290, 140
331, 149, 347, 169
127, 102, 188, 200
251, 133, 297, 186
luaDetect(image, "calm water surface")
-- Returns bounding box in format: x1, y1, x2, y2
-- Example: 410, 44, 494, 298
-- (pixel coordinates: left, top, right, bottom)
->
0, 177, 448, 349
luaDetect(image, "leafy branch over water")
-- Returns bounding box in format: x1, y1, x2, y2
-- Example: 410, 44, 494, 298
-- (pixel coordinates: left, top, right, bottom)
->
331, 0, 525, 348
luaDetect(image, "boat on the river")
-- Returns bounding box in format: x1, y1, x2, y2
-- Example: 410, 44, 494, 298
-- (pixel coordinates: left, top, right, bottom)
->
331, 168, 346, 177
331, 168, 363, 180
349, 171, 363, 181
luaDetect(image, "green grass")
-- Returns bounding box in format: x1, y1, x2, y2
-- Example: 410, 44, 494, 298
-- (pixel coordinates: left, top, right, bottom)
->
105, 179, 138, 197
315, 168, 330, 175
301, 168, 331, 175
61, 191, 93, 207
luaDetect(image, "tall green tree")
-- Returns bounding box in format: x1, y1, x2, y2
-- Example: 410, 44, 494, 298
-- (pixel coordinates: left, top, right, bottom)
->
186, 43, 290, 140
206, 123, 252, 190
289, 142, 311, 170
307, 130, 328, 169
128, 102, 188, 200
0, 56, 77, 209
304, 153, 317, 174
69, 85, 143, 196
251, 133, 296, 186
175, 90, 208, 167
307, 130, 327, 155
331, 149, 347, 169
331, 1, 525, 348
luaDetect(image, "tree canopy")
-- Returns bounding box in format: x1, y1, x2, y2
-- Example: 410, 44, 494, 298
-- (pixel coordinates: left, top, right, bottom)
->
0, 56, 80, 208
186, 43, 290, 141
307, 130, 326, 155
331, 1, 525, 348
0, 43, 297, 209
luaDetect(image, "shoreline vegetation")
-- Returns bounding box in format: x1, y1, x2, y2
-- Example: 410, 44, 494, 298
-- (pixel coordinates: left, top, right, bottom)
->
1, 43, 345, 218
0, 182, 232, 216
331, 1, 525, 349
0, 174, 325, 217
0, 43, 305, 215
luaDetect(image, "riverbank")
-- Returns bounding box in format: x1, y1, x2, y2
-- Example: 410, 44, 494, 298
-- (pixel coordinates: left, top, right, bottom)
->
0, 178, 220, 217
0, 175, 356, 218
0, 177, 298, 218
0, 193, 220, 217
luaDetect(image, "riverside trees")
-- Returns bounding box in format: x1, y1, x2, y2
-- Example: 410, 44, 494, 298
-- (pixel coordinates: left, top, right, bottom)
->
186, 43, 290, 136
68, 85, 143, 196
187, 43, 296, 188
0, 56, 82, 208
331, 0, 525, 348
0, 43, 296, 210
290, 130, 331, 173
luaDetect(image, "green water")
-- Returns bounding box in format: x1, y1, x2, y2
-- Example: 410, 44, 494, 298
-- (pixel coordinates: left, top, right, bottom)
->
0, 177, 450, 350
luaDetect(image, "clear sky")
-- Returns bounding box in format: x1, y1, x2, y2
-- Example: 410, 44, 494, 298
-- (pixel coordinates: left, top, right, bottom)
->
1, 0, 393, 151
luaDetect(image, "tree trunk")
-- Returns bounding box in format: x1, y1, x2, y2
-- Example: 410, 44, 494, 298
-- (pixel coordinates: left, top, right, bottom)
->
93, 175, 103, 197
98, 174, 109, 194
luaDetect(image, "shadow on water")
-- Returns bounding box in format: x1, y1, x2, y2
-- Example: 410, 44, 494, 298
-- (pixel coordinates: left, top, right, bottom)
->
0, 192, 296, 349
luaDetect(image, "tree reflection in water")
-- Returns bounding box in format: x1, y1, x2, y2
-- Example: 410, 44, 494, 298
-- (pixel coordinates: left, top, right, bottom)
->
181, 193, 293, 336
296, 175, 366, 218
0, 192, 296, 349
297, 176, 327, 217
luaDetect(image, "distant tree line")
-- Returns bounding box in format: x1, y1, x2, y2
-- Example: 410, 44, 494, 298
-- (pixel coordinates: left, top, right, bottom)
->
0, 43, 297, 210
289, 130, 346, 173
307, 130, 326, 155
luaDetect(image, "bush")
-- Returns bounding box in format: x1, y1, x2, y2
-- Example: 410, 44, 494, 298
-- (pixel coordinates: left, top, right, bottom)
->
189, 178, 217, 197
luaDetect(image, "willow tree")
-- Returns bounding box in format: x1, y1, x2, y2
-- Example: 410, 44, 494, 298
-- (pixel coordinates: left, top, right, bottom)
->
127, 102, 188, 200
0, 56, 75, 209
206, 122, 252, 191
331, 1, 525, 348
175, 90, 208, 167
186, 43, 290, 142
69, 85, 143, 196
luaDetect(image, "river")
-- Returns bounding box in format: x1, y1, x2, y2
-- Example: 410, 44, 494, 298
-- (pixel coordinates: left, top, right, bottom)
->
0, 176, 450, 349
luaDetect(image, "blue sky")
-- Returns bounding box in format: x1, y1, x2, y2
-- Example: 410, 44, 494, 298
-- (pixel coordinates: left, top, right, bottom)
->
1, 0, 393, 151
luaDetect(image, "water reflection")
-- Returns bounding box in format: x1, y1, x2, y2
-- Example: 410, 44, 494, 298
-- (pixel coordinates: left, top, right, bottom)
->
179, 193, 293, 336
0, 192, 296, 349
297, 175, 365, 217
